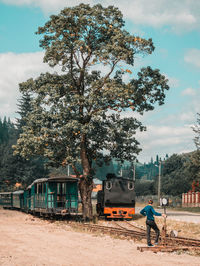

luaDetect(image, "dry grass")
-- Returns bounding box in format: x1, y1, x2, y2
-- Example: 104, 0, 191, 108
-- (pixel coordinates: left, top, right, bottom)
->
133, 216, 200, 240
87, 201, 200, 240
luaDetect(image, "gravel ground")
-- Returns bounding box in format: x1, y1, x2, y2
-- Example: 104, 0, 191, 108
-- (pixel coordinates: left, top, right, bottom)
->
1, 208, 200, 266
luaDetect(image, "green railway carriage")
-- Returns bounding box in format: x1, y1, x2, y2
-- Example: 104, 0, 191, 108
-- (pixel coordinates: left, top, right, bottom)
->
29, 175, 79, 216
0, 192, 13, 208
0, 175, 79, 217
27, 185, 32, 211
13, 190, 24, 209
23, 187, 31, 212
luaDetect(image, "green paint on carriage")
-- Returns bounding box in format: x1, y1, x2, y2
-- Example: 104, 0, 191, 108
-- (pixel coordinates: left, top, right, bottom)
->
0, 192, 13, 207
13, 190, 24, 209
0, 176, 79, 215
27, 175, 79, 214
47, 181, 57, 209
66, 182, 78, 210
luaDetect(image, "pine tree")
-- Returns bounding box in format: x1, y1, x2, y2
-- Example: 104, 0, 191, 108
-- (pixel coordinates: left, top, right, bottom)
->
16, 92, 33, 133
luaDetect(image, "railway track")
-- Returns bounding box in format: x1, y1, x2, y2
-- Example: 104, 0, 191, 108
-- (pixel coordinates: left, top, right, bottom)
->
70, 220, 200, 250
113, 220, 146, 233
114, 220, 200, 246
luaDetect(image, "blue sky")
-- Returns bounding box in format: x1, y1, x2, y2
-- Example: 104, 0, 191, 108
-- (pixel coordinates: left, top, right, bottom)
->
0, 0, 199, 163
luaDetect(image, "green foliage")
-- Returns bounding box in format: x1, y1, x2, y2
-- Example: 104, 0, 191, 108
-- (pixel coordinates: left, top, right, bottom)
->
134, 152, 200, 197
16, 92, 33, 132
135, 180, 155, 196
14, 4, 169, 178
161, 153, 195, 196
184, 151, 200, 181
0, 97, 48, 191
94, 160, 116, 180
0, 117, 14, 144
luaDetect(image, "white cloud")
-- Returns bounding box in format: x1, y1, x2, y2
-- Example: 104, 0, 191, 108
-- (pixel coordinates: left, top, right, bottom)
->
179, 86, 200, 117
1, 0, 200, 32
0, 51, 54, 120
113, 0, 198, 32
1, 0, 92, 14
184, 49, 200, 68
182, 87, 196, 96
136, 124, 195, 163
165, 75, 179, 88
179, 112, 195, 122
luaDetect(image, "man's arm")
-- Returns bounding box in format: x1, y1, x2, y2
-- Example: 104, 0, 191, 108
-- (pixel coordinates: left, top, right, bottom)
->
140, 207, 146, 216
151, 206, 162, 216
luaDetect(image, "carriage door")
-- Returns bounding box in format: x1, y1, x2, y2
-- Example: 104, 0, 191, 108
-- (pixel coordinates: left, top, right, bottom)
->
66, 182, 78, 210
57, 183, 66, 208
47, 182, 57, 208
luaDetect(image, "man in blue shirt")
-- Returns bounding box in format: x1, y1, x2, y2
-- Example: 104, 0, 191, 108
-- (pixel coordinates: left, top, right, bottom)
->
140, 199, 166, 246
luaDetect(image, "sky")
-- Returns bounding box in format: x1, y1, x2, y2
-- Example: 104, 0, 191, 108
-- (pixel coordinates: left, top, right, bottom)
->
0, 0, 200, 163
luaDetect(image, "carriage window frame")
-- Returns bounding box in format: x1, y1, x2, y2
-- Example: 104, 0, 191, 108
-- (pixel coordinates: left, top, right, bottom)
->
39, 183, 42, 194
57, 183, 61, 195
128, 181, 134, 190
106, 181, 112, 190
43, 183, 46, 194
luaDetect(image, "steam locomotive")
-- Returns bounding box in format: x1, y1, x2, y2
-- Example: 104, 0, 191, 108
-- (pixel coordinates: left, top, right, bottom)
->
96, 174, 135, 219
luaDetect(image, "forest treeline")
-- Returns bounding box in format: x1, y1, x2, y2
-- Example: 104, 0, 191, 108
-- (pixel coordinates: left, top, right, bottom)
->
0, 112, 199, 196
0, 93, 49, 191
135, 151, 200, 197
0, 116, 49, 191
0, 93, 199, 195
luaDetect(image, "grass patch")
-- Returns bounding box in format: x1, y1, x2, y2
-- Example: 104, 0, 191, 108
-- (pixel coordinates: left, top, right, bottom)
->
133, 215, 200, 240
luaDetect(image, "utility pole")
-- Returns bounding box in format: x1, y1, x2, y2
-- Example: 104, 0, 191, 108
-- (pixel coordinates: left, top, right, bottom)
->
67, 165, 70, 176
133, 162, 136, 181
158, 159, 161, 206
120, 167, 123, 177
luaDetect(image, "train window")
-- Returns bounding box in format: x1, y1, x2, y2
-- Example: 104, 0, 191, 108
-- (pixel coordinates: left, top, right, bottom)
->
57, 183, 66, 195
57, 183, 61, 195
43, 183, 46, 194
106, 181, 112, 190
62, 183, 66, 194
39, 184, 42, 194
128, 181, 134, 190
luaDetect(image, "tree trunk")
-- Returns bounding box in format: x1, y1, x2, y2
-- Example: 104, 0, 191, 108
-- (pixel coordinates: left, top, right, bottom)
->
79, 176, 93, 221
79, 134, 93, 221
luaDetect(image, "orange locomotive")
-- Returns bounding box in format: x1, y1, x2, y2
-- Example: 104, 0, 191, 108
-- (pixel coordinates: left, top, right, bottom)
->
96, 174, 135, 219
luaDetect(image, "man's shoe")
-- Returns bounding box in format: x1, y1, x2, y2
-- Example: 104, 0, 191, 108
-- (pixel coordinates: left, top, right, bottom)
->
148, 244, 154, 247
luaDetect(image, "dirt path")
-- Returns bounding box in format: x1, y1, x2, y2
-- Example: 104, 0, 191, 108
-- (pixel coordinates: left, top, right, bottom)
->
0, 209, 200, 266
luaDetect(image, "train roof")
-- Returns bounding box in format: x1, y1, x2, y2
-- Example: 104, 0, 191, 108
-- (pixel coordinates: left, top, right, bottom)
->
48, 175, 79, 182
28, 175, 78, 188
13, 190, 24, 194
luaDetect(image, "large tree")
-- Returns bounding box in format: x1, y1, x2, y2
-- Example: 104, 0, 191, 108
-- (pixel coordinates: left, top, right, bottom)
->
13, 4, 169, 220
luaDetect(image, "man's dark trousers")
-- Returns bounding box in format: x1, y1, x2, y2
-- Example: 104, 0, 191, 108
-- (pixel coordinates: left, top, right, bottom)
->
146, 220, 160, 245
